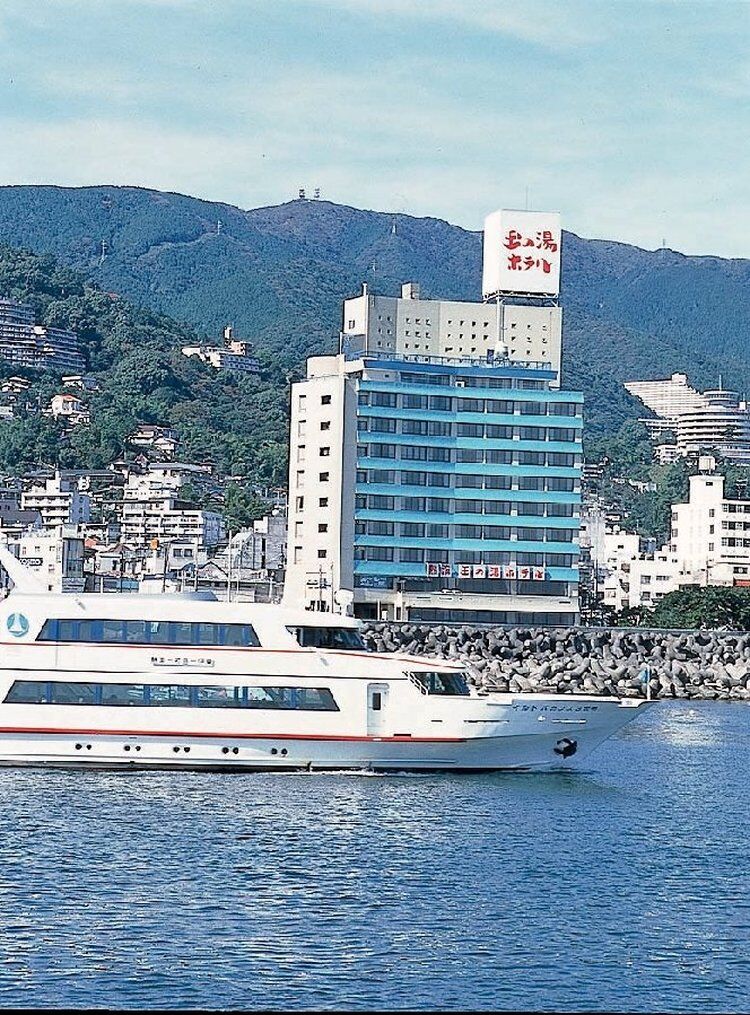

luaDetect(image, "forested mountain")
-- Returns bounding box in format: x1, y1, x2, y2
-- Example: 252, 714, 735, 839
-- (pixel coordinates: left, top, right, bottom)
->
1, 184, 749, 437
0, 246, 288, 488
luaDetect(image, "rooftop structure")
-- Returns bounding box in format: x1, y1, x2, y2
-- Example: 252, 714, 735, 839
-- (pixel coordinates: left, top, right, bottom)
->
342, 282, 562, 384
182, 325, 260, 375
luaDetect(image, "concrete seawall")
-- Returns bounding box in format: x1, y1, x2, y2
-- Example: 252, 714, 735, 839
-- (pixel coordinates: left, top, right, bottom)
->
361, 623, 750, 700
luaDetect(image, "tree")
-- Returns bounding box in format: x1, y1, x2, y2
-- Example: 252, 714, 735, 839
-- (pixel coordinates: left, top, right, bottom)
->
648, 586, 750, 630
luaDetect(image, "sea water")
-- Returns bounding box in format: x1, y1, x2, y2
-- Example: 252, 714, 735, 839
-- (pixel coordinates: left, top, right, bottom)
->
0, 700, 747, 1012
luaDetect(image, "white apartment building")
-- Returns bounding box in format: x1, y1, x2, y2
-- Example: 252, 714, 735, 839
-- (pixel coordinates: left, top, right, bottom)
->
5, 524, 85, 593
121, 464, 224, 550
600, 534, 681, 612
21, 473, 91, 529
624, 373, 707, 423
675, 389, 750, 463
342, 282, 562, 383
670, 467, 750, 585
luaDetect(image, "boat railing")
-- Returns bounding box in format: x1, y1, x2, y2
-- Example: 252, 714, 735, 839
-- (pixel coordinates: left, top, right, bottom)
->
407, 672, 429, 695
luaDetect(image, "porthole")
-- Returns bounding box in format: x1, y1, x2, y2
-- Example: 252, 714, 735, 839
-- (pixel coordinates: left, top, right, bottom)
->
221, 747, 230, 755
75, 743, 82, 751
271, 748, 278, 756
232, 747, 239, 755
184, 747, 191, 753
86, 744, 92, 750
123, 745, 131, 752
172, 746, 180, 753
281, 748, 288, 757
135, 745, 141, 752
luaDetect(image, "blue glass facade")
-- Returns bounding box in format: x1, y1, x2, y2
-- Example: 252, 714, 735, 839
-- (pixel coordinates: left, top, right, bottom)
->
351, 356, 582, 609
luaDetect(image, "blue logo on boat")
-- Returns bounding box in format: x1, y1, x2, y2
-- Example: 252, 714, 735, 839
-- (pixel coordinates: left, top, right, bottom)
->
6, 613, 29, 638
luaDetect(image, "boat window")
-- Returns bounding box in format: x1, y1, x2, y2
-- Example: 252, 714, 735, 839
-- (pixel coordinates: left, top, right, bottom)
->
3, 681, 340, 712
50, 682, 97, 705
196, 685, 242, 707
37, 619, 261, 648
5, 680, 48, 704
149, 685, 192, 707
408, 671, 470, 696
101, 684, 146, 706
288, 626, 366, 651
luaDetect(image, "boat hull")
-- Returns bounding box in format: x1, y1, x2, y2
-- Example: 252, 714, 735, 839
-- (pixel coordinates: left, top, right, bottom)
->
0, 696, 651, 772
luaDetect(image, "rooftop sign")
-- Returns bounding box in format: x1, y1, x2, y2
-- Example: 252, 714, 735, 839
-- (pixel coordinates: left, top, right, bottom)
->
482, 209, 561, 299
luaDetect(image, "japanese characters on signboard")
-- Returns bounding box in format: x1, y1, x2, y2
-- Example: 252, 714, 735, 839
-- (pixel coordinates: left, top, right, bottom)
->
425, 563, 547, 581
482, 209, 562, 298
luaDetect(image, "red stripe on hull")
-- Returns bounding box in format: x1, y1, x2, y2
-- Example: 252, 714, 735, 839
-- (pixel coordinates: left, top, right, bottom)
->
0, 726, 466, 744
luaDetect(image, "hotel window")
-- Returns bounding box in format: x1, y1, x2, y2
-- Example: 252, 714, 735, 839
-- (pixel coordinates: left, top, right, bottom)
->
457, 399, 484, 413
371, 418, 397, 433
368, 521, 394, 536
297, 445, 306, 462
427, 474, 450, 487
428, 448, 451, 462
320, 421, 331, 431
402, 446, 428, 461
317, 549, 327, 559
430, 396, 452, 411
372, 392, 397, 407
319, 497, 328, 508
427, 498, 451, 512
401, 522, 425, 537
402, 420, 429, 435
400, 548, 425, 563
456, 525, 482, 539
457, 424, 483, 438
296, 470, 305, 487
426, 524, 449, 539
319, 472, 330, 482
321, 394, 332, 405
296, 496, 304, 510
371, 495, 395, 509
403, 497, 426, 512
428, 421, 452, 436
372, 444, 397, 459
318, 523, 328, 533
366, 547, 394, 561
298, 394, 307, 409
294, 521, 303, 537
456, 475, 483, 488
403, 394, 428, 409
319, 447, 330, 457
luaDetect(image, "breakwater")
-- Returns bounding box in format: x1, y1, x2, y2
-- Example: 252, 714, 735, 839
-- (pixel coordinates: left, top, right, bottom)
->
361, 623, 750, 699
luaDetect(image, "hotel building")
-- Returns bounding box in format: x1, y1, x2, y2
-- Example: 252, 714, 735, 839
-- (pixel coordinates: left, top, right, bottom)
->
284, 341, 582, 624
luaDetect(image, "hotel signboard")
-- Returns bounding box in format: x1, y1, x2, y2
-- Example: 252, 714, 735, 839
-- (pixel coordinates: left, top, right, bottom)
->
426, 563, 546, 581
482, 209, 562, 298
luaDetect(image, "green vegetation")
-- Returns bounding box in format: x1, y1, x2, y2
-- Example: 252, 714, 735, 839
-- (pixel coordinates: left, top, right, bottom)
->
2, 185, 750, 435
646, 586, 750, 631
0, 245, 290, 487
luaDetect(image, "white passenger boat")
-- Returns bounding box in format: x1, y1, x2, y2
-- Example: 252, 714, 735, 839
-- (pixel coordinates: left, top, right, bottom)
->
0, 550, 651, 772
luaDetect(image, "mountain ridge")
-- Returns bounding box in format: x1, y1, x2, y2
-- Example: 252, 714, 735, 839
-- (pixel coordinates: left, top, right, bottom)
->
1, 184, 748, 431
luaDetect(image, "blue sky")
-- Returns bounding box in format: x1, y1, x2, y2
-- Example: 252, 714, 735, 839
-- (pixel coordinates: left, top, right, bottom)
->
1, 0, 749, 256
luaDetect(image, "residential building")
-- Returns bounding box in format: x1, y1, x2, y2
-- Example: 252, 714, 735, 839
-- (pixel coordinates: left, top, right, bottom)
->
121, 464, 224, 550
670, 461, 750, 585
49, 393, 90, 425
342, 282, 562, 383
4, 524, 85, 593
0, 298, 85, 373
284, 348, 582, 624
624, 372, 707, 430
127, 423, 180, 459
182, 325, 261, 375
21, 472, 91, 529
674, 389, 750, 463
